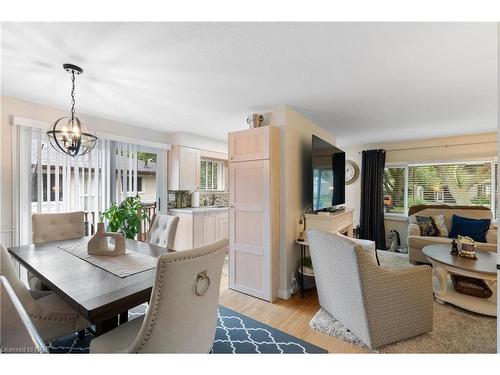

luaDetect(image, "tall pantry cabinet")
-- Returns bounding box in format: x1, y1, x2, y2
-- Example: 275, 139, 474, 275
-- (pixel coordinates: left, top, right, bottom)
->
228, 126, 279, 302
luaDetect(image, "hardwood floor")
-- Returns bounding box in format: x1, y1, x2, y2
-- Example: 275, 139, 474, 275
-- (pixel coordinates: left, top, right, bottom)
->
218, 260, 368, 353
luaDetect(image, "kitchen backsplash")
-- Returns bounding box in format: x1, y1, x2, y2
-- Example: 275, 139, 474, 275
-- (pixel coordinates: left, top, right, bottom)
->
168, 191, 229, 208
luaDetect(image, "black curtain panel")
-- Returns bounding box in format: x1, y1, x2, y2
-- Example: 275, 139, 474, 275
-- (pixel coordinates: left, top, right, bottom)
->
359, 149, 386, 250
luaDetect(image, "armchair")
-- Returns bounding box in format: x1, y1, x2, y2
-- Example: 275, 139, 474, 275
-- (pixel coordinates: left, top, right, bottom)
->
307, 230, 433, 349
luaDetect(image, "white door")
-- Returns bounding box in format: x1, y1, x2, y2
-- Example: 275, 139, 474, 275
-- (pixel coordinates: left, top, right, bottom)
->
228, 127, 270, 163
229, 159, 270, 300
193, 213, 206, 247
179, 147, 200, 191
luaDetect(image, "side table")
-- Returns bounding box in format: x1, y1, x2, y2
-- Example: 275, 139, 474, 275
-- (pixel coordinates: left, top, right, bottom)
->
296, 239, 316, 298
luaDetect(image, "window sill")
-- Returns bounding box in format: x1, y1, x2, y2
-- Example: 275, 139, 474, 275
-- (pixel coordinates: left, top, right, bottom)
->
384, 213, 408, 222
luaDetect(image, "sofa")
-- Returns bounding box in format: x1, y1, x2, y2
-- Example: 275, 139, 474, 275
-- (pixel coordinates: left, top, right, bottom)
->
407, 204, 497, 264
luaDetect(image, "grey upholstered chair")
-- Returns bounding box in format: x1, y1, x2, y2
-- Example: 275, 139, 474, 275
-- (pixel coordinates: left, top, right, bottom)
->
145, 213, 179, 249
0, 243, 89, 343
307, 230, 433, 349
90, 239, 228, 353
29, 211, 86, 290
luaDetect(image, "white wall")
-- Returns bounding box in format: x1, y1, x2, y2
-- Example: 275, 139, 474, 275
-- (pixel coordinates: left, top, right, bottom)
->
264, 106, 337, 299
339, 132, 498, 247
166, 131, 228, 154
0, 96, 172, 247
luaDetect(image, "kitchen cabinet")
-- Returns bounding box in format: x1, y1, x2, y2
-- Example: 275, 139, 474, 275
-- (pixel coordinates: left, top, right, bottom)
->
168, 146, 200, 191
228, 126, 270, 162
192, 213, 206, 247
228, 126, 279, 302
170, 208, 229, 250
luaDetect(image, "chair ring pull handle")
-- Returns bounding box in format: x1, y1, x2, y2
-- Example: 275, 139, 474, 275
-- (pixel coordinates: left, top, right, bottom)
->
195, 271, 210, 296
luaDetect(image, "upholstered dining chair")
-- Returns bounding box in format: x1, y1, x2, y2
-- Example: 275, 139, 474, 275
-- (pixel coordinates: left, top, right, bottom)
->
0, 243, 90, 343
90, 238, 228, 353
307, 230, 433, 349
29, 211, 86, 290
145, 213, 179, 249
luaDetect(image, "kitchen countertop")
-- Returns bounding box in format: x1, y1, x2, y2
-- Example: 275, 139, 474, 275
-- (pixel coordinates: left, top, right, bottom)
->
168, 206, 229, 214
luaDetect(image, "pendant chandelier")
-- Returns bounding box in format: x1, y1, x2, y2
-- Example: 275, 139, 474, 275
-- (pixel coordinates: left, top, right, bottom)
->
47, 64, 97, 157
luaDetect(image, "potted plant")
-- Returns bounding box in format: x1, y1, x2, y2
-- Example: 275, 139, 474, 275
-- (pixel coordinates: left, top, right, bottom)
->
102, 196, 150, 239
302, 256, 314, 276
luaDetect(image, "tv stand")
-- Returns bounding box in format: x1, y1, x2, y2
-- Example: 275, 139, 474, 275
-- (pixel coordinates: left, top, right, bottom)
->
305, 208, 354, 237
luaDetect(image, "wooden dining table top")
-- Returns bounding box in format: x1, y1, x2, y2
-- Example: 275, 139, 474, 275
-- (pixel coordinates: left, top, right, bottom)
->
8, 237, 173, 324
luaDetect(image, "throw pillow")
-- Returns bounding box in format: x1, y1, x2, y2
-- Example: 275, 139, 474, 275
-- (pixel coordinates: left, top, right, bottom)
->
416, 215, 438, 237
431, 214, 448, 237
448, 214, 491, 243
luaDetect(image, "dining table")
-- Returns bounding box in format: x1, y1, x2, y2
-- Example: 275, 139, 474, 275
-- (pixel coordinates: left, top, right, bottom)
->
8, 237, 173, 336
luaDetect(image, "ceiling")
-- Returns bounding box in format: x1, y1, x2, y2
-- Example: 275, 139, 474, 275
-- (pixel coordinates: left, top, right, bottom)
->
1, 22, 497, 145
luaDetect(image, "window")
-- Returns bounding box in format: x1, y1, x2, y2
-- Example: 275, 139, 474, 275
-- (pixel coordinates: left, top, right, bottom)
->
32, 172, 63, 202
384, 162, 498, 218
384, 167, 405, 213
200, 159, 225, 191
119, 174, 143, 193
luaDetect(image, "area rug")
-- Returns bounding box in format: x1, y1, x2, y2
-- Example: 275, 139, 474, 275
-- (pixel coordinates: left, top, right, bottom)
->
49, 304, 327, 354
309, 250, 497, 353
377, 250, 413, 269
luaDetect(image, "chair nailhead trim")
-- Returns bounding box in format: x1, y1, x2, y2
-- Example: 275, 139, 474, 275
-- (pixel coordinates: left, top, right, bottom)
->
135, 246, 224, 353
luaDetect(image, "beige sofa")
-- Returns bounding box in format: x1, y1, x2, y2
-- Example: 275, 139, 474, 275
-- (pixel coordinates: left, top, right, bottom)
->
408, 204, 497, 264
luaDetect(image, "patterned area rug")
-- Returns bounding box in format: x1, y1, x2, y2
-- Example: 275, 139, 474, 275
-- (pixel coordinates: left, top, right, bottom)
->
310, 303, 496, 353
309, 251, 497, 353
49, 304, 326, 354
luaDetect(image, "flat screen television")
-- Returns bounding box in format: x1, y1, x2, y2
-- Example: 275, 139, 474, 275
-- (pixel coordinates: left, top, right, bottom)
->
312, 135, 345, 212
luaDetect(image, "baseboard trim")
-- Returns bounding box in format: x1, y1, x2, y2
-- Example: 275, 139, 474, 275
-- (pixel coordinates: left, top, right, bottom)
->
279, 287, 297, 300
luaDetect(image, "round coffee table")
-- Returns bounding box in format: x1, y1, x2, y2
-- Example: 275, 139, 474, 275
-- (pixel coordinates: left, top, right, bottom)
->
422, 244, 497, 316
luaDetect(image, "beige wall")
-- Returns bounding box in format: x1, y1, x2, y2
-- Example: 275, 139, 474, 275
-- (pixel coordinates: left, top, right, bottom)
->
340, 132, 498, 247
0, 96, 171, 247
266, 106, 337, 299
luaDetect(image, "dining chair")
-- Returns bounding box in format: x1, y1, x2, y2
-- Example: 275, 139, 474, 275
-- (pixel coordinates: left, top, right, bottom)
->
29, 211, 86, 290
0, 243, 90, 344
145, 213, 179, 249
90, 238, 228, 353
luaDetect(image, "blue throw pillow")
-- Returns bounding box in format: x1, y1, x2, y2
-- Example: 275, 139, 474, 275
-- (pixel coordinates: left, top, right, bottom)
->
448, 214, 491, 243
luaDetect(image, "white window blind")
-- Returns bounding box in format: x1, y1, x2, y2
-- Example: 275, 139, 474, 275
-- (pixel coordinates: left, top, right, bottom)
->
115, 142, 138, 204
408, 163, 492, 208
200, 159, 225, 191
29, 127, 112, 230
383, 161, 497, 218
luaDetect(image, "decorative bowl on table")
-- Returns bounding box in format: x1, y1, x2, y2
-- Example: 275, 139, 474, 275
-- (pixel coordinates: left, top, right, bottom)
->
457, 235, 477, 260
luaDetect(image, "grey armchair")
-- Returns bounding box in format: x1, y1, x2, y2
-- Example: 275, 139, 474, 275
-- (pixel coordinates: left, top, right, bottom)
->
307, 230, 433, 349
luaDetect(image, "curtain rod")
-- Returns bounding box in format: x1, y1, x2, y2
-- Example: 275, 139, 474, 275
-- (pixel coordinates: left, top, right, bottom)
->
359, 140, 497, 153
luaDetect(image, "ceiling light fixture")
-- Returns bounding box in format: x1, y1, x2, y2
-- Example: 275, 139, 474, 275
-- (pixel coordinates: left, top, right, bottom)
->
47, 63, 97, 157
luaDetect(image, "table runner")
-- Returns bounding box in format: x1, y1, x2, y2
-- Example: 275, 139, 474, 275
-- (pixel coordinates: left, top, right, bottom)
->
58, 239, 157, 278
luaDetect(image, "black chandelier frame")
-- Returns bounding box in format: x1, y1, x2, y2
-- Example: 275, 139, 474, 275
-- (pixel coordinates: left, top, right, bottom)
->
47, 64, 97, 157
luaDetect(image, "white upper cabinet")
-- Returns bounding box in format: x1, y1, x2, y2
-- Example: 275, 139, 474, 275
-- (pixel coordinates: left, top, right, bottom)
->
228, 126, 271, 162
168, 146, 200, 191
